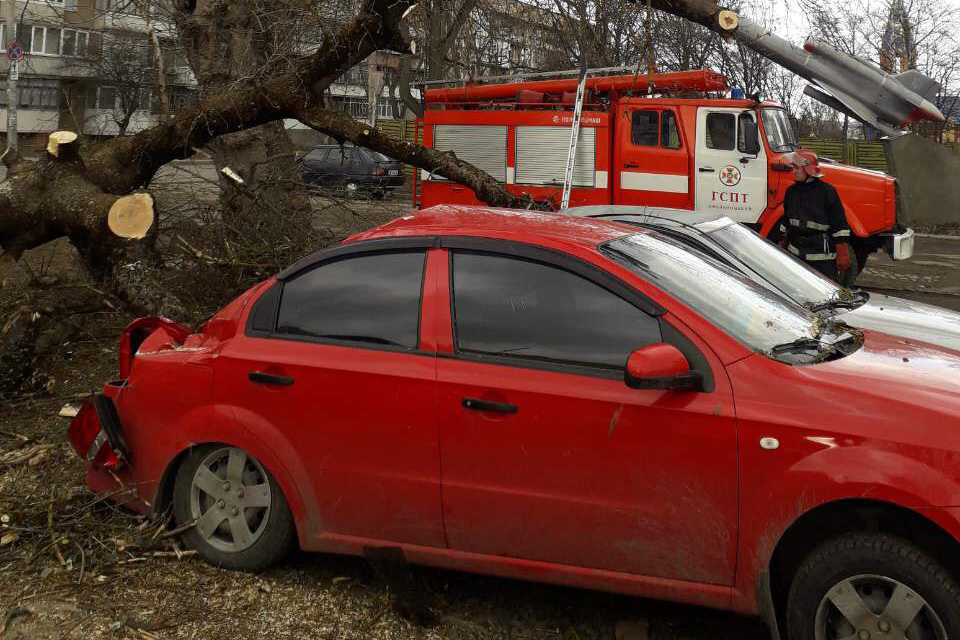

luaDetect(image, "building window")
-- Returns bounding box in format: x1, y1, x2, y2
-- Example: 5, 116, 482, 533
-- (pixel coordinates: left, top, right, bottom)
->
61, 29, 90, 57
98, 86, 117, 110
29, 26, 62, 56
99, 0, 151, 15
377, 97, 399, 119
18, 79, 61, 109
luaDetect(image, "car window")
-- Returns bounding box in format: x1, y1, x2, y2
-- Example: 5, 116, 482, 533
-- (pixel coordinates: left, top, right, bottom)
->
661, 111, 681, 149
305, 148, 330, 162
605, 233, 817, 352
705, 112, 735, 150
329, 148, 354, 165
277, 251, 425, 348
707, 223, 842, 306
650, 227, 728, 264
452, 252, 662, 368
737, 112, 756, 153
631, 110, 659, 146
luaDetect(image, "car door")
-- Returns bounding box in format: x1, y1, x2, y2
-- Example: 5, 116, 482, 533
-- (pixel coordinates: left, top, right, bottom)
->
218, 248, 445, 548
694, 108, 767, 223
436, 246, 739, 585
614, 107, 692, 209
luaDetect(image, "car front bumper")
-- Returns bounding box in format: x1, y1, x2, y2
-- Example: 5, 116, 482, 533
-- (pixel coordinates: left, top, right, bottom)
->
886, 226, 915, 260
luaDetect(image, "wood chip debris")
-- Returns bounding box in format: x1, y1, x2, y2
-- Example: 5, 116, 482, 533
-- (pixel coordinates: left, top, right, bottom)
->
0, 443, 54, 466
59, 403, 81, 418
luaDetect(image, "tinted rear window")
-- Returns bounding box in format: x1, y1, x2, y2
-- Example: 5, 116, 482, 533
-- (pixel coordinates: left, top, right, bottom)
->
277, 252, 425, 348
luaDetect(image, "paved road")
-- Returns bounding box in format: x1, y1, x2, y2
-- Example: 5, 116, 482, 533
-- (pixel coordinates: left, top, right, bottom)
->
859, 235, 960, 311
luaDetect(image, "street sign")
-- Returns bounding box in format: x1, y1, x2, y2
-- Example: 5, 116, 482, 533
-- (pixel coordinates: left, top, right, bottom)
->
9, 59, 17, 81
7, 41, 23, 62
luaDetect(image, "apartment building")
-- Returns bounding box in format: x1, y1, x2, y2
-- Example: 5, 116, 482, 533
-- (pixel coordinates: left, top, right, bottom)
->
324, 0, 568, 123
0, 0, 195, 152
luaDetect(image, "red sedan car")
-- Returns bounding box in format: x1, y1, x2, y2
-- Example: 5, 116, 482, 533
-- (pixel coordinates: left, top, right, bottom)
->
70, 206, 960, 640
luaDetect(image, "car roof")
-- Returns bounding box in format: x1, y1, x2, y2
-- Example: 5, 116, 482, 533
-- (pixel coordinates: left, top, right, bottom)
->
349, 205, 642, 249
564, 205, 732, 228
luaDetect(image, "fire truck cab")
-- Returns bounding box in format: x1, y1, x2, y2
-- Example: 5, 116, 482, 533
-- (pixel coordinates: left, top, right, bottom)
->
415, 70, 913, 272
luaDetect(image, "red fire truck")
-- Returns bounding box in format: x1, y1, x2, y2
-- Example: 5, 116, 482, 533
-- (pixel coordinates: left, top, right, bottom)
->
413, 69, 914, 272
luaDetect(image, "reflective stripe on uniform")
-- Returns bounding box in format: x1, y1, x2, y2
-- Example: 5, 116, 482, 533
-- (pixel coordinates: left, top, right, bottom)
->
787, 244, 836, 261
832, 229, 851, 238
786, 218, 831, 231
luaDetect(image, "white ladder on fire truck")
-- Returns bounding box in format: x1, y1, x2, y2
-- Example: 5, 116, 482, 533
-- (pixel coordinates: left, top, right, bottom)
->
560, 60, 588, 211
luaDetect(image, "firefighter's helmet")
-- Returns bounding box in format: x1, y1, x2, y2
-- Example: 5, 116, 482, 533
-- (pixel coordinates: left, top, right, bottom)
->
785, 150, 824, 178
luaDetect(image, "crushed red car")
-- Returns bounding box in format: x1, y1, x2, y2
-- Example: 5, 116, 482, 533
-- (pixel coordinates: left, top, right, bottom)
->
70, 206, 960, 640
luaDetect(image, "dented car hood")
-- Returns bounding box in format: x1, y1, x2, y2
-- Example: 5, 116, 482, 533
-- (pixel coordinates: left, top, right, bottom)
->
841, 293, 960, 353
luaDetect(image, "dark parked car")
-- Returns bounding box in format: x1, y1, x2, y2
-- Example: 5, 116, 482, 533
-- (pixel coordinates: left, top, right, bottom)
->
299, 144, 404, 197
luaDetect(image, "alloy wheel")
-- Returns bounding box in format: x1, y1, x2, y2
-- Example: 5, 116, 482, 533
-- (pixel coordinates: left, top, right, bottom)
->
815, 574, 948, 640
189, 447, 272, 553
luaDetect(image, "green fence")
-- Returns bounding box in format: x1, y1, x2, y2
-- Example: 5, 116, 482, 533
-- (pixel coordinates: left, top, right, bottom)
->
377, 119, 421, 181
800, 139, 888, 173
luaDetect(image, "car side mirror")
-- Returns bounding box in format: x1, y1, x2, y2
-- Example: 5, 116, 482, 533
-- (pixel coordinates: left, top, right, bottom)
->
624, 344, 702, 392
742, 120, 761, 156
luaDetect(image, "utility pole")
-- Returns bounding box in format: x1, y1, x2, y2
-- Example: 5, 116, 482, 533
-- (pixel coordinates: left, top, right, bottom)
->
3, 0, 19, 165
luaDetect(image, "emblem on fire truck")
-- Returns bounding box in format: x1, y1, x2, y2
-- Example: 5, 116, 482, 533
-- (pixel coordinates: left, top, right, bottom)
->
719, 165, 742, 186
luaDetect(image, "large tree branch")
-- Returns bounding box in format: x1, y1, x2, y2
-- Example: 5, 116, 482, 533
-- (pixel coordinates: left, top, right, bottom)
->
294, 107, 538, 209
634, 0, 734, 35
83, 0, 414, 195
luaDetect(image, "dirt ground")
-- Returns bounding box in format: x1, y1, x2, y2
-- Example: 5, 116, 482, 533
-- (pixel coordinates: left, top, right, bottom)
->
1, 163, 956, 640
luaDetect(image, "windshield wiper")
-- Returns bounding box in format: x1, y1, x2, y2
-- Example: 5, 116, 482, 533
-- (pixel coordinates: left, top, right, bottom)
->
807, 290, 869, 313
769, 336, 836, 355
773, 142, 798, 152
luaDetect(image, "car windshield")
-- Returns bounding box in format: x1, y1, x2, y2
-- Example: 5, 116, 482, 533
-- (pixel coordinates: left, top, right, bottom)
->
705, 222, 846, 307
761, 108, 797, 152
605, 233, 819, 353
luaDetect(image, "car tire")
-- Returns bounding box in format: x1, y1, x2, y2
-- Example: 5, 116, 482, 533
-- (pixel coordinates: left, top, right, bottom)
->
787, 533, 960, 640
173, 445, 295, 571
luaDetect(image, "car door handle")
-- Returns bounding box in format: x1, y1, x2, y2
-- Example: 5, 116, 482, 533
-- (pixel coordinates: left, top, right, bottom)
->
248, 371, 295, 386
462, 398, 518, 414
624, 162, 641, 168
698, 167, 715, 173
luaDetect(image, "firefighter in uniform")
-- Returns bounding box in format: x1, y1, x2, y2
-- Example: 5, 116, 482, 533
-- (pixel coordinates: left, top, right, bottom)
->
779, 150, 852, 282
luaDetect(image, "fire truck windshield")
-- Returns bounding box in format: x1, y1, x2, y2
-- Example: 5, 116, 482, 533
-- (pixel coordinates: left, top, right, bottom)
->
760, 108, 798, 152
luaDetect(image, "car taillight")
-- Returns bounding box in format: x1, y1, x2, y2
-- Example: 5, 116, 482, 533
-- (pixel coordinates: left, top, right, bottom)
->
68, 402, 99, 457
68, 400, 124, 470
373, 166, 385, 176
